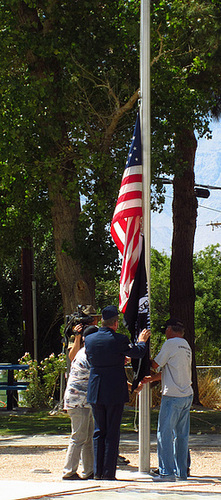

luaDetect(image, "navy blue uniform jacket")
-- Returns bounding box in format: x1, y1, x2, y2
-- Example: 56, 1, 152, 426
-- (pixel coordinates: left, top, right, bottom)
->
85, 326, 147, 405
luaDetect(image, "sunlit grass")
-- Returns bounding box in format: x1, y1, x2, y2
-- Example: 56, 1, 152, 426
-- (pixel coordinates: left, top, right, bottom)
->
0, 405, 220, 436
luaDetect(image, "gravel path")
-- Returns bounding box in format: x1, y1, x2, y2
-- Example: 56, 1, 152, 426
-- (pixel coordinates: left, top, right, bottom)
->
1, 443, 221, 483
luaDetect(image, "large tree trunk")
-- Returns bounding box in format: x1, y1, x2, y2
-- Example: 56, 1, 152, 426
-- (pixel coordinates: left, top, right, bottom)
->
170, 129, 200, 404
48, 185, 94, 317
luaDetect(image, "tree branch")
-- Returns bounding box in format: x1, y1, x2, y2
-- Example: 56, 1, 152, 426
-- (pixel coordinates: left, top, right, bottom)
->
103, 89, 139, 151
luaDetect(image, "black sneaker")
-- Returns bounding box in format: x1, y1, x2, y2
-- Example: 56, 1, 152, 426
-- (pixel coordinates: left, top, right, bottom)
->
117, 455, 130, 465
150, 468, 159, 475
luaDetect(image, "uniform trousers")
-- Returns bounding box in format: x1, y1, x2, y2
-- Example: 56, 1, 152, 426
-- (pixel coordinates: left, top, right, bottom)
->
91, 402, 124, 479
63, 406, 94, 479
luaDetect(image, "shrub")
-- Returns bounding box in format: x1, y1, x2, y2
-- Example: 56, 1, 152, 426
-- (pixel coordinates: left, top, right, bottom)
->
150, 372, 221, 409
15, 352, 66, 409
198, 372, 221, 409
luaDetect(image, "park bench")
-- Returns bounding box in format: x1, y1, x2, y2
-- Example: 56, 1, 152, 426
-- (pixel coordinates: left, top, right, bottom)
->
0, 364, 29, 411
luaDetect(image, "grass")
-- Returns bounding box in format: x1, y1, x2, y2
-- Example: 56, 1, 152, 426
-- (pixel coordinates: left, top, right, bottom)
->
122, 407, 221, 434
0, 406, 220, 436
0, 410, 71, 436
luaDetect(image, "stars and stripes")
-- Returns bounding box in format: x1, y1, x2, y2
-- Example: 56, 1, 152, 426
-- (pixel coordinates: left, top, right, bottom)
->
111, 113, 143, 312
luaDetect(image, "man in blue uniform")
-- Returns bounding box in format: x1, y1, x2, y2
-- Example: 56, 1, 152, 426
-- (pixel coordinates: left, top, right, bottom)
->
85, 305, 150, 480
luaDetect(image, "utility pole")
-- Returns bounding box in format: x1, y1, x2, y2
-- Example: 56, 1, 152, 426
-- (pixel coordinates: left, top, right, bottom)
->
206, 222, 221, 231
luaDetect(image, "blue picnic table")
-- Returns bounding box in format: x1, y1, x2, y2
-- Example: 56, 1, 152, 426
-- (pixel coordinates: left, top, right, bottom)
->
0, 364, 29, 411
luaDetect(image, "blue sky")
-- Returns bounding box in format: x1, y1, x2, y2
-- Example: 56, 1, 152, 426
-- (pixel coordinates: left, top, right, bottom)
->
151, 119, 221, 255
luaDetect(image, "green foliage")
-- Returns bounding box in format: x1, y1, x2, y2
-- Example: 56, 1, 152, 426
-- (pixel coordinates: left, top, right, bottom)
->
150, 244, 221, 364
95, 277, 120, 310
33, 229, 63, 358
1, 242, 221, 366
95, 276, 126, 335
0, 0, 140, 276
95, 245, 221, 366
193, 245, 221, 364
0, 228, 63, 363
1, 0, 221, 275
0, 256, 24, 362
95, 249, 171, 347
16, 352, 66, 409
150, 0, 221, 188
149, 249, 170, 356
1, 0, 221, 364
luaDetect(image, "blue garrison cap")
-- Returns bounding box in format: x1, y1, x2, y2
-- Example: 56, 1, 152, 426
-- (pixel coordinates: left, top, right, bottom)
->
102, 305, 118, 320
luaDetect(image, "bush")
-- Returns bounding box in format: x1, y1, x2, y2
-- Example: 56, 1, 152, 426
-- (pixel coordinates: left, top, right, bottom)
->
15, 352, 66, 409
198, 372, 221, 409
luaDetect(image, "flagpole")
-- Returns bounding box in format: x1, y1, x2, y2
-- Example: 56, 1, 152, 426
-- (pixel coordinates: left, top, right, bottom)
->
139, 0, 151, 473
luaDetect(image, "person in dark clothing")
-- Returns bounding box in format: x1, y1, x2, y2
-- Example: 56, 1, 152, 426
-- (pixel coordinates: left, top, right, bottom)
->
85, 305, 150, 480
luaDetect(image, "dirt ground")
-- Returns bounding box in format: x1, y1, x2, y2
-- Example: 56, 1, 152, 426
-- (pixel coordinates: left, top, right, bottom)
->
1, 444, 220, 483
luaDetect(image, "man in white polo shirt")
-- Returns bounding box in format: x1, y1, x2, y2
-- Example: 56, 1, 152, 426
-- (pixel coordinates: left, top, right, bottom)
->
137, 318, 193, 481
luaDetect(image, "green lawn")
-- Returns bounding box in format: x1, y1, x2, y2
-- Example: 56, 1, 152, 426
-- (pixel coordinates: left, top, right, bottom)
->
0, 406, 220, 436
122, 407, 221, 434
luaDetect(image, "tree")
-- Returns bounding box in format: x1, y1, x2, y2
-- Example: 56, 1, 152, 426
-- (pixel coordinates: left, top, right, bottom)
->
150, 0, 221, 402
170, 130, 198, 399
1, 0, 221, 389
0, 0, 140, 321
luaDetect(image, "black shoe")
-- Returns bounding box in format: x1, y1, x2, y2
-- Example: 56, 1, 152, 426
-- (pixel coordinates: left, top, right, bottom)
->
62, 472, 81, 480
150, 468, 159, 475
117, 455, 130, 465
94, 475, 102, 480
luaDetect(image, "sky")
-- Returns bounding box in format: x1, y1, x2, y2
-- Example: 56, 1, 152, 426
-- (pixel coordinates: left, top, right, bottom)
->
151, 119, 221, 255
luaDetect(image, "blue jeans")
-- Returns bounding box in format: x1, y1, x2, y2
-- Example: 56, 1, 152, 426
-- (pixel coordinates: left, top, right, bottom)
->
157, 394, 193, 479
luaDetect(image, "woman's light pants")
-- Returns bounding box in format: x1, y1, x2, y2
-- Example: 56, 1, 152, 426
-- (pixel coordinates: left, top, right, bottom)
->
63, 407, 94, 478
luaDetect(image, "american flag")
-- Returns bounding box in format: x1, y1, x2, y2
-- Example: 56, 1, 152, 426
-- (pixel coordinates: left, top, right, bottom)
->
111, 113, 143, 312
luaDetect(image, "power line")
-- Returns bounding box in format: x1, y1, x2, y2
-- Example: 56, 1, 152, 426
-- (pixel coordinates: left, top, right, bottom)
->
198, 204, 221, 214
160, 177, 221, 191
164, 194, 221, 214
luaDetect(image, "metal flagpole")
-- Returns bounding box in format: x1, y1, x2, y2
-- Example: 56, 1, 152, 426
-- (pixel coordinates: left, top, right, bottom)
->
139, 0, 151, 473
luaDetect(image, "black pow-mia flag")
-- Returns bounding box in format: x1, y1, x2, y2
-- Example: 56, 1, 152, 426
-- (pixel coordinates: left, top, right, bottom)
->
123, 236, 150, 391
